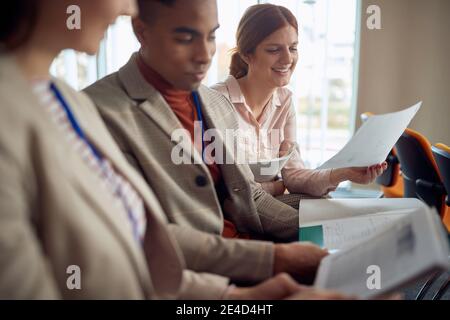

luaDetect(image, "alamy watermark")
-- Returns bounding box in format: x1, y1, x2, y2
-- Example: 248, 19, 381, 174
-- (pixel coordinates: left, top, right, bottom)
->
64, 4, 382, 31
366, 265, 381, 290
66, 265, 81, 290
66, 5, 81, 30
170, 124, 294, 176
366, 4, 382, 30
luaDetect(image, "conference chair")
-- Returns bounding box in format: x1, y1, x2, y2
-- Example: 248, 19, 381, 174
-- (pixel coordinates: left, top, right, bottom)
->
404, 142, 450, 301
432, 143, 450, 230
395, 128, 446, 219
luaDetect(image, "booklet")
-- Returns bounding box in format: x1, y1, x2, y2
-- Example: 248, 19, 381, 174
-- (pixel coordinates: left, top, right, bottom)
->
298, 198, 426, 250
313, 205, 449, 299
317, 102, 421, 170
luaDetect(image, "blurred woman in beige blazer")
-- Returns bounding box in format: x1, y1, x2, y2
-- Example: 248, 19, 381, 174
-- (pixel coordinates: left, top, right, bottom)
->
0, 0, 350, 300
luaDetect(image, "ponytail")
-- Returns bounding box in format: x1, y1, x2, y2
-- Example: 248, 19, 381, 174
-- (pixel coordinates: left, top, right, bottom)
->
229, 51, 248, 79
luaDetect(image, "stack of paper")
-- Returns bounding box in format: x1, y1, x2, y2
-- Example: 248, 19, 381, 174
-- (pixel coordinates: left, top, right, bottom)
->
313, 205, 449, 299
298, 198, 425, 250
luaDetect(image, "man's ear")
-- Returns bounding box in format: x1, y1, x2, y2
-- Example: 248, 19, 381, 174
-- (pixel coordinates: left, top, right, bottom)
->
132, 18, 147, 45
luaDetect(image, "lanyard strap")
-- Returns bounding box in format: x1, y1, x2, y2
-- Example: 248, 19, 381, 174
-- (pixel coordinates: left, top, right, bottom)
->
192, 91, 205, 161
49, 82, 143, 244
49, 83, 102, 161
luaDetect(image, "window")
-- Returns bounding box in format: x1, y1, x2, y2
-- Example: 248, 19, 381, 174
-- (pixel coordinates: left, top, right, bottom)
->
50, 16, 139, 90
204, 0, 257, 85
51, 0, 360, 169
260, 0, 360, 169
50, 50, 97, 91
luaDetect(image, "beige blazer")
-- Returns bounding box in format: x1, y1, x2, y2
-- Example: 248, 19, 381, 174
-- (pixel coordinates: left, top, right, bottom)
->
84, 53, 300, 283
0, 55, 228, 299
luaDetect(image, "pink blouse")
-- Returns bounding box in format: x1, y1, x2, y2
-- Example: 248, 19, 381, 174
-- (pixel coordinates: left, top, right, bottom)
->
211, 75, 338, 196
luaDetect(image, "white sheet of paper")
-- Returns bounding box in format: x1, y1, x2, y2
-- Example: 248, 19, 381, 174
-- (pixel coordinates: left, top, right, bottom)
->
300, 209, 414, 251
298, 197, 425, 225
317, 102, 422, 170
298, 198, 425, 250
248, 148, 294, 182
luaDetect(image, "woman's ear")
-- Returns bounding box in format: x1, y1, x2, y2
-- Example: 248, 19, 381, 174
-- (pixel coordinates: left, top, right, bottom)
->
240, 53, 251, 65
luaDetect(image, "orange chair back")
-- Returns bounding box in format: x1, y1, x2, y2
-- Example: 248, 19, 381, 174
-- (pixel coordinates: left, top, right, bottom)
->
432, 143, 450, 231
404, 129, 442, 180
396, 128, 446, 219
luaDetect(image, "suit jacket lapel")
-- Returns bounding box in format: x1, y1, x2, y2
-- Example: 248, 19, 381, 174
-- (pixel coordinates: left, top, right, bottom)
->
198, 85, 240, 134
198, 86, 241, 168
197, 86, 257, 195
117, 53, 181, 139
117, 53, 207, 171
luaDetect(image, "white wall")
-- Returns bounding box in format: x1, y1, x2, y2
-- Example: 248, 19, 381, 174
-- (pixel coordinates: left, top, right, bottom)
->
356, 0, 450, 145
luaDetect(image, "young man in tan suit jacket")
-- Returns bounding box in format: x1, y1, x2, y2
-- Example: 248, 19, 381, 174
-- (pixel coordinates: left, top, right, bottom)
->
84, 0, 327, 285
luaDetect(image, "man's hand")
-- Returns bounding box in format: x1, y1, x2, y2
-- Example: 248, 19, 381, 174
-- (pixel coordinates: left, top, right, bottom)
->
331, 161, 388, 185
225, 273, 354, 300
225, 273, 302, 300
273, 242, 329, 284
287, 285, 355, 300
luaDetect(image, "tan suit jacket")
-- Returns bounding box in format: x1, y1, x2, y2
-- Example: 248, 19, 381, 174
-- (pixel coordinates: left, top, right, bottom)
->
0, 55, 228, 299
84, 53, 300, 283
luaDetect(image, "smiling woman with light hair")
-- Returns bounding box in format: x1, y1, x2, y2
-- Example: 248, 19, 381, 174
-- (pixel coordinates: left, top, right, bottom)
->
212, 3, 387, 198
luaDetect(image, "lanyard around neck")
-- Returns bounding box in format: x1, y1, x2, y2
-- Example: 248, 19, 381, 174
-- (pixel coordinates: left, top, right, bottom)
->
49, 82, 143, 244
49, 83, 102, 161
192, 91, 205, 161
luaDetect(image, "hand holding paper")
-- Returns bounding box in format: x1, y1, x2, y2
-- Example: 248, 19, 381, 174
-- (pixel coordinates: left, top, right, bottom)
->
330, 162, 388, 185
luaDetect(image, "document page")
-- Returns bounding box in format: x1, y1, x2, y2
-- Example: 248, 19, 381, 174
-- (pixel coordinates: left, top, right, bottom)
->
299, 198, 425, 224
248, 148, 294, 182
299, 210, 412, 250
318, 102, 421, 170
314, 207, 450, 299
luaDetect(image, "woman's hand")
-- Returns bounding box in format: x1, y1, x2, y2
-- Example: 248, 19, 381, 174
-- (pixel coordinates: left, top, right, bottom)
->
271, 180, 286, 196
261, 180, 286, 196
330, 161, 388, 185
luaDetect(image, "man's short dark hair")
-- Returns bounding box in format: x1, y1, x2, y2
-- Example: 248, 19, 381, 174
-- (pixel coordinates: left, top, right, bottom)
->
0, 0, 38, 51
138, 0, 177, 23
